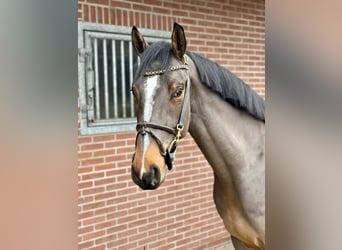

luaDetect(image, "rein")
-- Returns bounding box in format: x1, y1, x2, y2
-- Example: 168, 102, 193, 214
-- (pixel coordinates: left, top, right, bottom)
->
135, 56, 190, 170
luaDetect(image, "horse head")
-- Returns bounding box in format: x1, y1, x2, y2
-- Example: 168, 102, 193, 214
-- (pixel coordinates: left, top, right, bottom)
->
130, 23, 191, 190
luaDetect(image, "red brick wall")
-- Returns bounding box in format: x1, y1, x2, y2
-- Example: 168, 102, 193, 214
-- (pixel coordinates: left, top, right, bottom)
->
78, 0, 265, 249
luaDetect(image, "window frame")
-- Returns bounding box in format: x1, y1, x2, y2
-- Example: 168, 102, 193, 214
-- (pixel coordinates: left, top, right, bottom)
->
78, 22, 170, 135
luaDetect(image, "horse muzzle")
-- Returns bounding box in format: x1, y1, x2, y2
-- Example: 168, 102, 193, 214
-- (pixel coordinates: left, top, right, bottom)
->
131, 163, 161, 190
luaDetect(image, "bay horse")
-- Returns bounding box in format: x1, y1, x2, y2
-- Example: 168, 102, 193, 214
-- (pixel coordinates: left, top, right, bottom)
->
130, 23, 265, 249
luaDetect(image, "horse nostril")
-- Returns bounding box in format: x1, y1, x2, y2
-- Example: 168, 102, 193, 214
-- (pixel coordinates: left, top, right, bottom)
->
149, 165, 160, 187
131, 165, 141, 185
140, 164, 160, 190
152, 165, 160, 181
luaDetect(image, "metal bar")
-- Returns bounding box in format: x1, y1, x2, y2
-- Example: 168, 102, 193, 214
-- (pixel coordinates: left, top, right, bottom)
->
103, 39, 109, 119
93, 38, 100, 120
129, 42, 134, 117
121, 41, 126, 118
112, 40, 118, 118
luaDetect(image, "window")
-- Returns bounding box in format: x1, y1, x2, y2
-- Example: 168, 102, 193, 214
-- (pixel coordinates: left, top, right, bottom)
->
78, 22, 170, 135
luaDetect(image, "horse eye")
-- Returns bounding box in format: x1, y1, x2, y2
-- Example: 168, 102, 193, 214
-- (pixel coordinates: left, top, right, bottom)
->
172, 84, 184, 98
131, 86, 138, 99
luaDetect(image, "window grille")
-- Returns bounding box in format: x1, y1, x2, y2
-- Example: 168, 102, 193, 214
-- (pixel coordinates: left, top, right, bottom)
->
78, 22, 170, 135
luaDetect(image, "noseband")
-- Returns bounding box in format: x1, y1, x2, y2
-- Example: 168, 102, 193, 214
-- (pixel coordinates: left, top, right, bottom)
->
135, 56, 190, 170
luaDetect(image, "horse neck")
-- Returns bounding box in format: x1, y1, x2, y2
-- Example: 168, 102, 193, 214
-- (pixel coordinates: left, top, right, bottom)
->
188, 73, 265, 182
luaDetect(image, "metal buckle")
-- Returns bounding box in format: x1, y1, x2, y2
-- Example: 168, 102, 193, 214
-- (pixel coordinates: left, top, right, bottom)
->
176, 124, 184, 142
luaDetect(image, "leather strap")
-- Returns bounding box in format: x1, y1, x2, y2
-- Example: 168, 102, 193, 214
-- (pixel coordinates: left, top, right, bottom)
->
136, 122, 177, 136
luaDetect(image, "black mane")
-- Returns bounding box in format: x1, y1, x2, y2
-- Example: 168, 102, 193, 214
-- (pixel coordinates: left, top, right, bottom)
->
135, 42, 265, 122
186, 51, 265, 121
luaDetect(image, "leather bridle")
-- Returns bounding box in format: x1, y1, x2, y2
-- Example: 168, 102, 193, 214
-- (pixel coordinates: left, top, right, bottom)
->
135, 56, 190, 171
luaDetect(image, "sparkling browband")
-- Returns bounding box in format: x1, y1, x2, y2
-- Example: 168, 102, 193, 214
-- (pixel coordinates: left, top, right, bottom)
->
144, 55, 189, 76
144, 64, 189, 76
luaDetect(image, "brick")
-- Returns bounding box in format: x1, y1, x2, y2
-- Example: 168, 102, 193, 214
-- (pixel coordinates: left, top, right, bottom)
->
106, 196, 128, 206
94, 149, 115, 157
129, 218, 148, 228
78, 196, 93, 204
82, 186, 105, 196
118, 214, 138, 224
107, 224, 127, 234
117, 160, 131, 167
97, 6, 103, 23
116, 174, 131, 182
90, 5, 96, 22
78, 225, 94, 235
107, 238, 127, 248
198, 6, 213, 14
166, 221, 183, 231
105, 154, 126, 163
78, 166, 93, 174
138, 235, 157, 246
81, 143, 104, 151
94, 206, 115, 216
172, 10, 189, 18
106, 210, 127, 220
111, 1, 131, 9
182, 241, 200, 249
116, 146, 134, 154
103, 7, 109, 24
83, 215, 106, 225
89, 245, 106, 250
144, 0, 162, 6
132, 3, 152, 12
122, 10, 128, 25
88, 0, 108, 5
148, 214, 165, 223
167, 233, 183, 243
82, 201, 106, 211
116, 9, 122, 25
134, 12, 140, 26
78, 241, 93, 249
207, 1, 221, 9
94, 176, 115, 185
128, 231, 147, 242
81, 172, 105, 181
118, 243, 138, 250
106, 182, 127, 191
79, 210, 94, 219
110, 8, 115, 24
81, 157, 105, 166
176, 238, 191, 245
95, 190, 116, 200
83, 229, 105, 241
95, 234, 116, 244
78, 152, 92, 159
163, 1, 180, 9
78, 136, 92, 144
152, 6, 170, 15
93, 134, 115, 142
78, 180, 92, 189
149, 239, 167, 249
94, 163, 114, 172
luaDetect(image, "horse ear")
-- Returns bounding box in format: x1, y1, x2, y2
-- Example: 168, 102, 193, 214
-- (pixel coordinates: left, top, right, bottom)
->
171, 22, 187, 60
132, 26, 148, 55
